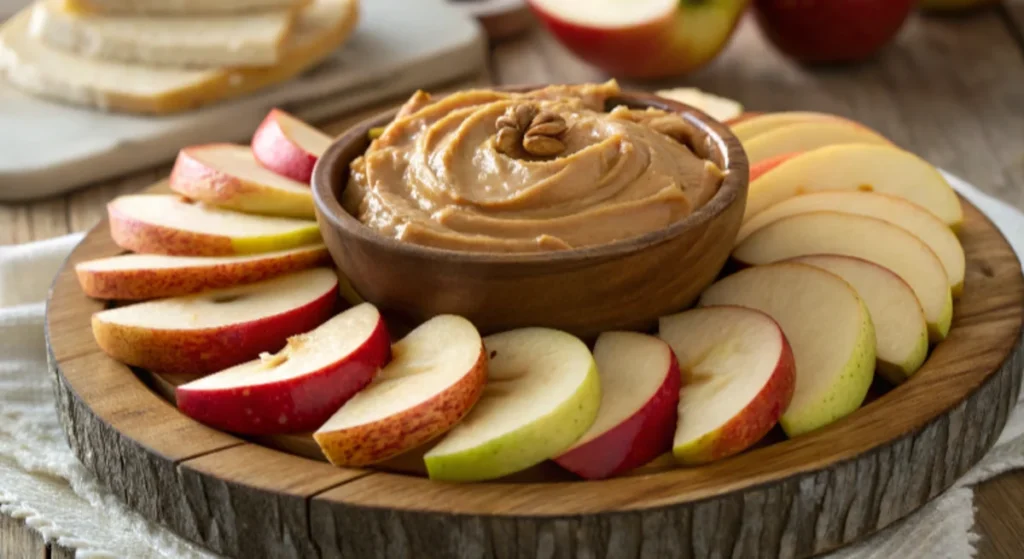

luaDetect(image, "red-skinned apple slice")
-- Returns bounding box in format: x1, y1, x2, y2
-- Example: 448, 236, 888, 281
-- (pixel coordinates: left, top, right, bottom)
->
251, 108, 333, 183
170, 144, 315, 218
314, 315, 486, 467
554, 331, 680, 479
75, 244, 330, 300
750, 152, 801, 182
108, 194, 321, 256
528, 0, 747, 79
92, 268, 338, 375
176, 303, 390, 435
659, 306, 796, 464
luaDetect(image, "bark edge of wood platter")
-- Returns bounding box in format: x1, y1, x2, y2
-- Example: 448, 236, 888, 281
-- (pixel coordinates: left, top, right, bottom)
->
46, 186, 1024, 559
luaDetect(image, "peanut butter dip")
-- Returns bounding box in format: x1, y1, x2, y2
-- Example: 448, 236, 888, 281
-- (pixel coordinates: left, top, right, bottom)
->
342, 81, 725, 253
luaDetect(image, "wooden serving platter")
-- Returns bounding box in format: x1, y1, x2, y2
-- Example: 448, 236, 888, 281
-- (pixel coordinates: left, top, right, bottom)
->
46, 186, 1024, 559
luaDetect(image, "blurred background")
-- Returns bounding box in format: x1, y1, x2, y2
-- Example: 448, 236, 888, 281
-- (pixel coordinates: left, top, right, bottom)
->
0, 0, 1017, 222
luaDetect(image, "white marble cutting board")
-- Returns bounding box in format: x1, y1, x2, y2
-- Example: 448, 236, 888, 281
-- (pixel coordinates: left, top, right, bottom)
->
0, 0, 486, 201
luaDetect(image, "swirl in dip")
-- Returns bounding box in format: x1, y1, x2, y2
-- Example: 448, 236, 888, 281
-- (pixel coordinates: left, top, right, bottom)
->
342, 81, 725, 253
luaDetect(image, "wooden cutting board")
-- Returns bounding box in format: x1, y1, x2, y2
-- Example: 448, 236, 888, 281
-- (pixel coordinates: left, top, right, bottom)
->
46, 186, 1024, 558
0, 0, 485, 201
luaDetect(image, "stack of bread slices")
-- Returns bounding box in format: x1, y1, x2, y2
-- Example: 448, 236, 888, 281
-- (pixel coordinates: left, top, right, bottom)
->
0, 0, 359, 114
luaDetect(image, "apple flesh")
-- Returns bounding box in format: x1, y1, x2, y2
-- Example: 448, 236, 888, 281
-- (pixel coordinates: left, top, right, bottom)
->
733, 211, 954, 342
737, 191, 966, 296
424, 327, 601, 482
92, 268, 338, 375
745, 144, 963, 228
251, 109, 333, 183
742, 119, 890, 165
170, 144, 315, 218
528, 0, 747, 79
554, 331, 679, 479
731, 111, 844, 142
314, 315, 486, 467
655, 88, 743, 123
176, 303, 390, 435
108, 194, 321, 256
75, 244, 330, 300
659, 306, 795, 464
753, 0, 916, 64
700, 262, 876, 437
789, 255, 929, 383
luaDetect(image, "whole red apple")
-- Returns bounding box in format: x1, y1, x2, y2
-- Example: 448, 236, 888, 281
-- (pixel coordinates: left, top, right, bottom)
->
528, 0, 749, 79
754, 0, 915, 64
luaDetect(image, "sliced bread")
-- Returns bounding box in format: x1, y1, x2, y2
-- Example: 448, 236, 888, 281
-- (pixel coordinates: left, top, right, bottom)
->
62, 0, 310, 15
0, 0, 359, 114
29, 0, 296, 67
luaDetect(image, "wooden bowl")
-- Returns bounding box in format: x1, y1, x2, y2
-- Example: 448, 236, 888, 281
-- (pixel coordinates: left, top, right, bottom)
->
311, 89, 749, 338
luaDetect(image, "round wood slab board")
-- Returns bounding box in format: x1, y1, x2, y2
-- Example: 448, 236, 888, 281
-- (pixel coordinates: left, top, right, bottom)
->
46, 183, 1024, 559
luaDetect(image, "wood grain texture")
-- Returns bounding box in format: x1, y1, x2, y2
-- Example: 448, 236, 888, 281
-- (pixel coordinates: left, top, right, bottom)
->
45, 185, 1024, 558
0, 513, 46, 559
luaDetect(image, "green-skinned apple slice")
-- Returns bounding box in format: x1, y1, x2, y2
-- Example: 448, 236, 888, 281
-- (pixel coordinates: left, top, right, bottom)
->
733, 211, 953, 342
424, 327, 601, 482
699, 262, 876, 438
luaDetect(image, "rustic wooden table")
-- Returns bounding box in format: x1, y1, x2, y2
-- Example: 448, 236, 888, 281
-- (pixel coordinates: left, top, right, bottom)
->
3, 5, 1024, 557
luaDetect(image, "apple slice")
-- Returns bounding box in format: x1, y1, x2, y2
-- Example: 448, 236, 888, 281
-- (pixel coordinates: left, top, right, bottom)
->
750, 152, 801, 182
76, 244, 330, 300
789, 255, 928, 383
655, 88, 743, 123
170, 144, 315, 218
527, 0, 747, 79
733, 211, 953, 342
699, 263, 875, 437
553, 332, 679, 479
731, 111, 841, 142
92, 268, 338, 375
737, 191, 966, 296
176, 303, 390, 435
314, 315, 486, 467
745, 144, 963, 228
659, 306, 795, 464
424, 327, 601, 482
251, 109, 333, 183
108, 194, 321, 256
743, 120, 890, 165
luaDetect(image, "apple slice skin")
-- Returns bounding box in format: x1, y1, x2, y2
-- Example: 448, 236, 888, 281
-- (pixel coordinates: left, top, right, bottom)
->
252, 109, 325, 183
176, 314, 390, 435
313, 348, 487, 467
554, 350, 680, 480
424, 329, 602, 482
424, 363, 600, 482
75, 246, 330, 300
92, 286, 338, 376
664, 307, 797, 465
108, 201, 321, 256
169, 145, 315, 219
749, 152, 801, 182
745, 144, 963, 228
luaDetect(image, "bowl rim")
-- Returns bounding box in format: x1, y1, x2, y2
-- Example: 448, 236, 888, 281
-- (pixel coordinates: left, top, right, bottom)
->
311, 86, 749, 265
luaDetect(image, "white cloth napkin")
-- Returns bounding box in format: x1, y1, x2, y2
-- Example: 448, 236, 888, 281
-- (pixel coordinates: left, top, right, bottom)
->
0, 173, 1021, 558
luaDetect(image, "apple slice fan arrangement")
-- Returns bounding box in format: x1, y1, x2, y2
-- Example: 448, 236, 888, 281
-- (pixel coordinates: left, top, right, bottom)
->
50, 85, 1024, 559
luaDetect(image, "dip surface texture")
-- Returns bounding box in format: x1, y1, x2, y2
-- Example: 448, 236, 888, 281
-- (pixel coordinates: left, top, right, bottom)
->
342, 82, 725, 253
